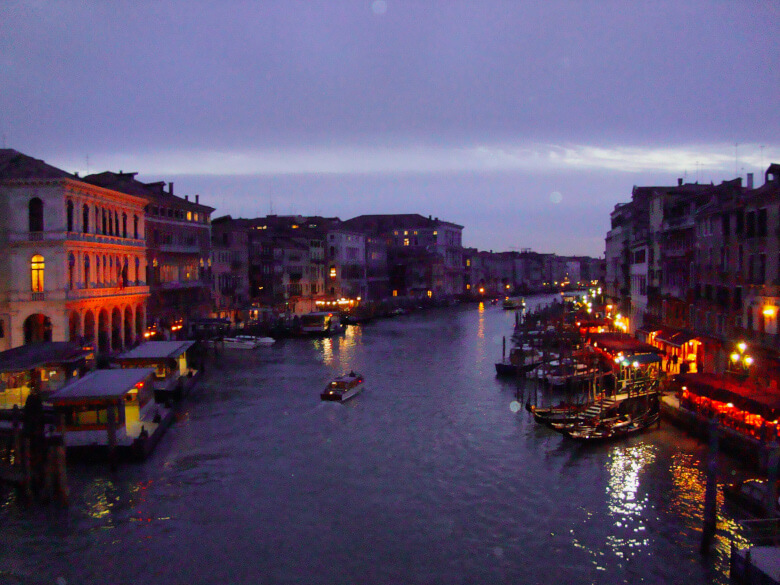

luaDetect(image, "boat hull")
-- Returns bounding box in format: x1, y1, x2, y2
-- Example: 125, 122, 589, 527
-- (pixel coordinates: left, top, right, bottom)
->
320, 385, 364, 402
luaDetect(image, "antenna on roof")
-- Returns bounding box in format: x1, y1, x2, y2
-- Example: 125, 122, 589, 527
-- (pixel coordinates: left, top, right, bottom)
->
734, 143, 739, 177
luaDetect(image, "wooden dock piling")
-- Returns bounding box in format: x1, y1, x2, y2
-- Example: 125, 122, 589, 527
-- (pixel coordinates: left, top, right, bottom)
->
701, 417, 720, 555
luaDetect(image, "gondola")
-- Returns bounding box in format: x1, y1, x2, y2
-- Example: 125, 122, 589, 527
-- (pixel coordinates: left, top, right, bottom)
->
561, 403, 660, 442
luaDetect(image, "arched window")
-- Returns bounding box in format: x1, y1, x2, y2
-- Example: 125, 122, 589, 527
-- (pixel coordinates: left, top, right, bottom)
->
96, 255, 102, 285
108, 209, 113, 236
133, 215, 139, 239
84, 255, 90, 289
31, 255, 44, 292
29, 198, 44, 232
68, 253, 75, 289
102, 209, 107, 234
114, 211, 119, 237
122, 213, 128, 238
83, 204, 90, 233
135, 257, 140, 284
66, 200, 74, 232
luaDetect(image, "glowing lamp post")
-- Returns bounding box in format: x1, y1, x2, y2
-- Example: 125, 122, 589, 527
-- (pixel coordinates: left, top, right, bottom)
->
729, 341, 753, 378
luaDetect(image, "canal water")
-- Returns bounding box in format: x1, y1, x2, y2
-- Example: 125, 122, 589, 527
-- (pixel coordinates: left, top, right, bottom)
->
1, 296, 755, 584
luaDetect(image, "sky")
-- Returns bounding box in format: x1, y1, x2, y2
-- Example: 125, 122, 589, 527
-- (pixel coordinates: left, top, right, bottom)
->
2, 1, 779, 257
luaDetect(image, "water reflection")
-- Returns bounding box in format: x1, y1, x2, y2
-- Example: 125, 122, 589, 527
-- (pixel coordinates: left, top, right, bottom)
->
605, 444, 655, 557
319, 337, 334, 365
83, 478, 117, 521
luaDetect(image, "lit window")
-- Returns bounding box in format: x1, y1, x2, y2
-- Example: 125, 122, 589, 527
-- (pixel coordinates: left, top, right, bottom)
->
330, 267, 337, 279
404, 239, 409, 246
187, 212, 192, 221
404, 231, 408, 235
31, 255, 44, 292
466, 259, 471, 267
433, 230, 438, 235
392, 290, 398, 297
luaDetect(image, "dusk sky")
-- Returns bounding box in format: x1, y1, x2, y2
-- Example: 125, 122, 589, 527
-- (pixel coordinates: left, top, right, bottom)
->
2, 1, 778, 257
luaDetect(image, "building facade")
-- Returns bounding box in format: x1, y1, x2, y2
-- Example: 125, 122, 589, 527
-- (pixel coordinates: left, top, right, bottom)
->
0, 150, 149, 354
84, 172, 214, 336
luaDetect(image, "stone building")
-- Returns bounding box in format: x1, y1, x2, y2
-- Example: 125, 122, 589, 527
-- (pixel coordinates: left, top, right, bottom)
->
0, 150, 149, 354
84, 172, 214, 336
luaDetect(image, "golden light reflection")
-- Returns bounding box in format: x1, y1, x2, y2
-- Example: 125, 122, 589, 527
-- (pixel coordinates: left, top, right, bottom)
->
85, 478, 117, 521
320, 337, 334, 365
603, 444, 656, 557
669, 453, 748, 562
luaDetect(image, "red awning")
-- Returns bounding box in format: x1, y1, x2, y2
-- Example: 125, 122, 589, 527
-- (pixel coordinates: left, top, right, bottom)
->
655, 328, 697, 348
676, 373, 780, 420
587, 332, 664, 356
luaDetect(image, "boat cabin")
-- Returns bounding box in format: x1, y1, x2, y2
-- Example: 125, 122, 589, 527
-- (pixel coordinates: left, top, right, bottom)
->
0, 342, 94, 410
300, 312, 342, 336
49, 367, 157, 450
114, 341, 198, 402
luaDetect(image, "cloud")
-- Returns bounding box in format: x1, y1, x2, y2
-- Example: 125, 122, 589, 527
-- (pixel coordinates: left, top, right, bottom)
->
56, 142, 778, 179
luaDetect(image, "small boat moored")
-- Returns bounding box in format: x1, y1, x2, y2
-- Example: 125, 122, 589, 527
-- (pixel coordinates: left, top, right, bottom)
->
321, 371, 365, 402
221, 335, 266, 349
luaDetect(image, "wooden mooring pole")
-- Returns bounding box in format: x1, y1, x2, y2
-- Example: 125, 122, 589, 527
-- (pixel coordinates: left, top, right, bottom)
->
701, 417, 720, 555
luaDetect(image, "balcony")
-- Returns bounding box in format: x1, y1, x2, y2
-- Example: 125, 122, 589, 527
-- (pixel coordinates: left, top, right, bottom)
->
157, 280, 208, 291
157, 243, 201, 254
8, 230, 145, 248
661, 217, 695, 231
661, 248, 693, 259
66, 284, 150, 300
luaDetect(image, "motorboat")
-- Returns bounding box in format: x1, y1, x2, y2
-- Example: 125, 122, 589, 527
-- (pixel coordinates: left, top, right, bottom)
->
222, 335, 263, 349
321, 372, 365, 402
502, 296, 525, 310
300, 312, 345, 336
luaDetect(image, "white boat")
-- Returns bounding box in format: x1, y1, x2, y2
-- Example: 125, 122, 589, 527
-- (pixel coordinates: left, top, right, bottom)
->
222, 336, 262, 349
321, 372, 365, 402
254, 336, 276, 345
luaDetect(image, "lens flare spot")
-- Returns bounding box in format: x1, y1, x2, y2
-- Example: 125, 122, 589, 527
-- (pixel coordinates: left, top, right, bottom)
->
372, 0, 387, 15
550, 191, 563, 204
510, 401, 522, 413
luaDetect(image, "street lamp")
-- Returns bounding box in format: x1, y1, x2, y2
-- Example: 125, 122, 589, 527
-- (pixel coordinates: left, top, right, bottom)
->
729, 341, 753, 377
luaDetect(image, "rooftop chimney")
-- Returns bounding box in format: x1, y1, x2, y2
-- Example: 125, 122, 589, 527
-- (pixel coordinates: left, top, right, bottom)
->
677, 178, 683, 186
747, 173, 754, 189
168, 182, 174, 195
196, 194, 200, 204
184, 195, 189, 201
